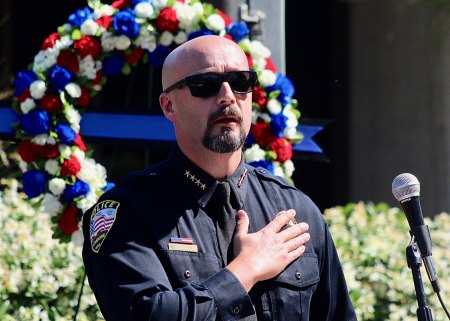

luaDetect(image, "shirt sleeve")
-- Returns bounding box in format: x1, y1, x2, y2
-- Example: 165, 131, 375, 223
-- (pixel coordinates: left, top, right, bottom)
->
82, 195, 254, 321
309, 221, 358, 321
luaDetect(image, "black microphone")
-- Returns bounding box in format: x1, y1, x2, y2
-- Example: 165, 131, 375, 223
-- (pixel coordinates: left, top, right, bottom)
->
392, 173, 440, 293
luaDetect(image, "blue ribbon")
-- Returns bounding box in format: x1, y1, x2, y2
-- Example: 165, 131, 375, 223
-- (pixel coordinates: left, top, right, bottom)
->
0, 106, 323, 153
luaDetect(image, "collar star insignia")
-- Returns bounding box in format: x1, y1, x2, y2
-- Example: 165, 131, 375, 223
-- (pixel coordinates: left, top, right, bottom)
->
183, 169, 207, 190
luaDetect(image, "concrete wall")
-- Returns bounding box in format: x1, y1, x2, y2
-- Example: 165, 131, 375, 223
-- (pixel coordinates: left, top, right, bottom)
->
347, 0, 450, 215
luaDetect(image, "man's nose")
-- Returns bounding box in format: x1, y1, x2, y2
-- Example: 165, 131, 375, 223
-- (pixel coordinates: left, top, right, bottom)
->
216, 81, 235, 106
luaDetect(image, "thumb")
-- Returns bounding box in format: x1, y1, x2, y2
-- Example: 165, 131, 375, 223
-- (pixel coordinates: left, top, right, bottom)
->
235, 210, 249, 237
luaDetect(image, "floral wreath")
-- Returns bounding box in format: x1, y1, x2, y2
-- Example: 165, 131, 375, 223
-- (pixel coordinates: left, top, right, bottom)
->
12, 0, 303, 242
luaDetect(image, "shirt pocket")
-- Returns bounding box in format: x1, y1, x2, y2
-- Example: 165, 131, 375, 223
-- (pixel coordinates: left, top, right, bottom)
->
159, 250, 222, 288
265, 253, 320, 321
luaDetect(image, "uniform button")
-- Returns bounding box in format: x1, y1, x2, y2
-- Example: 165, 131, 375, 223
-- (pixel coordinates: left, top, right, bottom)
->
184, 270, 191, 278
232, 306, 240, 315
295, 271, 301, 280
259, 169, 266, 174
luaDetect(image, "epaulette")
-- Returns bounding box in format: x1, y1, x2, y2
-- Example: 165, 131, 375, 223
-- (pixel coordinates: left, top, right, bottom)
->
251, 166, 298, 190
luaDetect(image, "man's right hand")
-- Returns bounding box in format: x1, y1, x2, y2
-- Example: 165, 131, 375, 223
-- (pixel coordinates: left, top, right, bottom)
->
226, 209, 310, 292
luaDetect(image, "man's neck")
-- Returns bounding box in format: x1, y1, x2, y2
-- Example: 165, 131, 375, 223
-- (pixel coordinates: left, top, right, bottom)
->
178, 144, 242, 181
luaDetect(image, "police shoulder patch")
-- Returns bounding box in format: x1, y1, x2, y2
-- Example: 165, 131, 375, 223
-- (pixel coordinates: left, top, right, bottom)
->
90, 200, 120, 253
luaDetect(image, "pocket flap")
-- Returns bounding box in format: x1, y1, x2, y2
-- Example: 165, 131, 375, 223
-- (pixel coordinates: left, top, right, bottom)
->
273, 253, 320, 288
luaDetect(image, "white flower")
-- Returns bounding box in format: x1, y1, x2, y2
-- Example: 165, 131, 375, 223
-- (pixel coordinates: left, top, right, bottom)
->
205, 14, 225, 31
96, 4, 115, 18
115, 35, 131, 50
43, 193, 64, 216
79, 55, 102, 80
159, 31, 174, 46
244, 144, 266, 163
65, 105, 81, 133
59, 144, 72, 159
101, 31, 116, 52
267, 98, 282, 114
31, 134, 49, 146
80, 19, 99, 36
48, 178, 66, 196
248, 40, 271, 60
65, 83, 81, 98
135, 33, 157, 52
258, 69, 276, 87
273, 162, 284, 177
134, 2, 154, 18
71, 229, 84, 247
174, 31, 187, 44
33, 50, 57, 72
72, 148, 86, 162
176, 3, 199, 30
44, 159, 60, 175
283, 159, 295, 177
29, 80, 46, 99
20, 98, 36, 114
283, 106, 299, 128
153, 0, 168, 10
283, 126, 298, 140
76, 191, 99, 214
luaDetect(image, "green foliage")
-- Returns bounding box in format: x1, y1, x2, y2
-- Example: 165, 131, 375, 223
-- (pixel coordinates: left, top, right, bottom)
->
324, 202, 450, 321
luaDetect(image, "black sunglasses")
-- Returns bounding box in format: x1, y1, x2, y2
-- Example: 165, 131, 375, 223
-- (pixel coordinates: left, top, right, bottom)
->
163, 70, 257, 98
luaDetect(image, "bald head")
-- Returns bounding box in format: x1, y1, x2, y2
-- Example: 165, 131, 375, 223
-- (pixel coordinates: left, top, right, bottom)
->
161, 35, 249, 91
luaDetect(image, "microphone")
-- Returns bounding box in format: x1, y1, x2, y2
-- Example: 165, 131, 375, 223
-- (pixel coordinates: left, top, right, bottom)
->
392, 173, 440, 293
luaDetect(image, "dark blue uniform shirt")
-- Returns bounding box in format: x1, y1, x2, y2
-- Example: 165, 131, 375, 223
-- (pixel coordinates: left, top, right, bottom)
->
82, 145, 357, 321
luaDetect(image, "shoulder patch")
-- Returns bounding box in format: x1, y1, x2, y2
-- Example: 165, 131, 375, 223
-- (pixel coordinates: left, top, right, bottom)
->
90, 200, 120, 253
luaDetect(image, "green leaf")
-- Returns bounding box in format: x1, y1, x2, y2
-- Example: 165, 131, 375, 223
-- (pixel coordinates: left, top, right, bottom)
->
122, 63, 132, 75
87, 0, 101, 10
266, 151, 277, 160
166, 0, 177, 8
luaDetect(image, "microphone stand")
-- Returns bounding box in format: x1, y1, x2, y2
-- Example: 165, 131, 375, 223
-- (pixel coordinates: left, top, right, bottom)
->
406, 236, 434, 321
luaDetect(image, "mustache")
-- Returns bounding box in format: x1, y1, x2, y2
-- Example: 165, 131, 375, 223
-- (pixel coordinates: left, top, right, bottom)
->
207, 106, 243, 126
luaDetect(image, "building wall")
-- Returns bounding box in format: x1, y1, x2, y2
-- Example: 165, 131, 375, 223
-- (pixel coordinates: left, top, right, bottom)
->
347, 0, 450, 215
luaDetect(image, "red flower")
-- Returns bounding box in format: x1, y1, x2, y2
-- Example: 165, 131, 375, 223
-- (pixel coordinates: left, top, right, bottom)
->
252, 86, 267, 109
18, 88, 31, 103
60, 155, 81, 177
59, 205, 80, 235
38, 144, 60, 159
73, 134, 87, 151
269, 138, 293, 162
96, 15, 113, 29
92, 71, 103, 85
246, 54, 253, 69
57, 50, 79, 73
124, 48, 145, 65
265, 58, 277, 73
111, 0, 130, 9
38, 93, 63, 114
250, 121, 276, 148
41, 32, 60, 50
216, 9, 233, 27
155, 8, 179, 33
77, 86, 90, 107
74, 35, 102, 59
224, 34, 233, 41
18, 140, 39, 162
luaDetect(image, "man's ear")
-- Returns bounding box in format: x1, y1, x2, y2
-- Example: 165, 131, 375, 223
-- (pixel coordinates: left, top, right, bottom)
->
159, 93, 175, 121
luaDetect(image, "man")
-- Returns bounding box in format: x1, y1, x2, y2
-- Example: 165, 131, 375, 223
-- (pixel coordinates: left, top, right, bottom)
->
82, 35, 357, 321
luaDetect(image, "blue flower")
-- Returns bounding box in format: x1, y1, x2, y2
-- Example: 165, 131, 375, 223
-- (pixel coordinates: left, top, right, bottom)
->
103, 54, 125, 76
188, 29, 214, 40
64, 179, 90, 203
226, 22, 250, 42
265, 73, 295, 105
13, 70, 38, 96
113, 9, 139, 38
21, 109, 50, 135
244, 132, 255, 147
103, 181, 116, 192
49, 65, 74, 92
249, 161, 274, 174
148, 45, 171, 67
131, 0, 152, 5
55, 122, 76, 145
68, 7, 93, 27
270, 113, 288, 137
23, 170, 48, 198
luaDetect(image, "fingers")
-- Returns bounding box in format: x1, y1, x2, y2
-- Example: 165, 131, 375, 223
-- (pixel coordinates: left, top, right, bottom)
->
235, 210, 249, 237
267, 209, 297, 232
278, 221, 309, 243
286, 231, 310, 253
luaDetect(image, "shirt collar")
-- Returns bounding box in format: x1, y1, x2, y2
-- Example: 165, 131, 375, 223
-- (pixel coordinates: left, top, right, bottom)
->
166, 144, 249, 208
